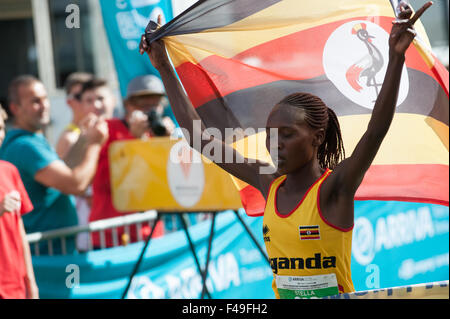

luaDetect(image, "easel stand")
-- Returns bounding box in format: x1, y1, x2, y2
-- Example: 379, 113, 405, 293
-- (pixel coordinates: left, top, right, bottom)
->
122, 210, 269, 299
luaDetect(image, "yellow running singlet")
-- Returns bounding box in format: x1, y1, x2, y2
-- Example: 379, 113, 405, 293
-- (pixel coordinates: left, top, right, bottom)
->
263, 169, 354, 299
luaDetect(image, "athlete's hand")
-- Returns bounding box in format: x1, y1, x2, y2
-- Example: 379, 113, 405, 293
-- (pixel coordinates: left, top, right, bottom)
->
140, 15, 170, 70
389, 1, 433, 56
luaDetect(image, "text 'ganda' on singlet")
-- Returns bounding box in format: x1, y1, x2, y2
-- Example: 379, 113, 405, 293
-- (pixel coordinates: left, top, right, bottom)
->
263, 169, 354, 299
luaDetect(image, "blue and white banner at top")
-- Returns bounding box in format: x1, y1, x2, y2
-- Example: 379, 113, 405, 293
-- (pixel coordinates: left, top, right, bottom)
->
98, 0, 174, 97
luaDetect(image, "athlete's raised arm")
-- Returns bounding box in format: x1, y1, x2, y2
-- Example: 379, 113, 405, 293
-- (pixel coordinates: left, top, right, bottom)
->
322, 2, 433, 200
139, 18, 276, 197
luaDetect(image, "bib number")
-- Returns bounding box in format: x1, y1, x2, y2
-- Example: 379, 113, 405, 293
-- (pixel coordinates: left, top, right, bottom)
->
275, 273, 339, 299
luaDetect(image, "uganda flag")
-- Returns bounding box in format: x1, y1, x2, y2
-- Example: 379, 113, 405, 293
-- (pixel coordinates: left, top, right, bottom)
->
148, 0, 449, 216
299, 226, 321, 240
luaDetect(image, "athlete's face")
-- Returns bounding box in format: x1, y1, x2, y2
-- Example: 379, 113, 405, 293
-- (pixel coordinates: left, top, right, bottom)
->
266, 104, 323, 175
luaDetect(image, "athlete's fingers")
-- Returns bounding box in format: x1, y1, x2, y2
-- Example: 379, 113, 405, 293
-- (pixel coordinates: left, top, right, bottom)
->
398, 2, 413, 20
406, 27, 417, 37
392, 18, 409, 25
410, 1, 433, 25
139, 34, 147, 54
398, 8, 413, 20
142, 35, 148, 48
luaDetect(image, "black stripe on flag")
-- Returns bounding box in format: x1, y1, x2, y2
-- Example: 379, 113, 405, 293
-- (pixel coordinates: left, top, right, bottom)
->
196, 69, 448, 135
299, 226, 319, 230
149, 0, 282, 42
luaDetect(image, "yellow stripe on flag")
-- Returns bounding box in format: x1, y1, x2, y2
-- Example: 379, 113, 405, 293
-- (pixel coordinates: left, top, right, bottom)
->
340, 114, 448, 165
228, 113, 448, 192
165, 0, 430, 68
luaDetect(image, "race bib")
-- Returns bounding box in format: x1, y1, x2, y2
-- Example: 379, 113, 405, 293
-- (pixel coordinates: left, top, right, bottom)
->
275, 273, 339, 299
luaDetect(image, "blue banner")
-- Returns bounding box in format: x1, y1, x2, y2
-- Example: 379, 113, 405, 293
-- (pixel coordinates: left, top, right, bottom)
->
32, 202, 448, 299
98, 0, 173, 98
33, 210, 274, 299
351, 201, 449, 291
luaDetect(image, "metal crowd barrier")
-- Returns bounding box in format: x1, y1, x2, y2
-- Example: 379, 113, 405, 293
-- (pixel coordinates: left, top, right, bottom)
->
26, 210, 158, 256
323, 280, 449, 299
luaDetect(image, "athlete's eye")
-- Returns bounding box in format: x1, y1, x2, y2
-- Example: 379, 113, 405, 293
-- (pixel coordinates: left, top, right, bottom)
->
281, 131, 293, 138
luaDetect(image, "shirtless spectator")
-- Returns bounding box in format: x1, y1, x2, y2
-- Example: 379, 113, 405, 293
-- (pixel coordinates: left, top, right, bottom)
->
56, 72, 93, 158
56, 75, 116, 251
57, 75, 115, 158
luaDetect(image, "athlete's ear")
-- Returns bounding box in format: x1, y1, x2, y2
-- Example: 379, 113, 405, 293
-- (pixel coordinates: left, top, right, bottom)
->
312, 128, 325, 147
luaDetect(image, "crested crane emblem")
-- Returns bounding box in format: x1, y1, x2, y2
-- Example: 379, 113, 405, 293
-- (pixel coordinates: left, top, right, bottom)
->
323, 20, 409, 110
346, 23, 384, 98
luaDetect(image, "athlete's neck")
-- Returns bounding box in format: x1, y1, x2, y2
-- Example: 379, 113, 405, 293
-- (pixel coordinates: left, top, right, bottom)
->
283, 160, 325, 194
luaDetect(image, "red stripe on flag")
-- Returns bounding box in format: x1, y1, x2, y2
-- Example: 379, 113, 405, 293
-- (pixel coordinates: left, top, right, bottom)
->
175, 61, 220, 109
239, 184, 265, 217
175, 16, 444, 108
431, 60, 449, 97
355, 164, 449, 206
301, 236, 321, 240
404, 47, 449, 96
241, 164, 448, 217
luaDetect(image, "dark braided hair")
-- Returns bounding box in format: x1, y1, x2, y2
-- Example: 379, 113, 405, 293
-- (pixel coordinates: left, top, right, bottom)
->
277, 92, 345, 170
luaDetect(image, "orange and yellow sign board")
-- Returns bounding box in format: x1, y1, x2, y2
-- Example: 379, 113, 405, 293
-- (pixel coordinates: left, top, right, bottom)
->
109, 137, 243, 212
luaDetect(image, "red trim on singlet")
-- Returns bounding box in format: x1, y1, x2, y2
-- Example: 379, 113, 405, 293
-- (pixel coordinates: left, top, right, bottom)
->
317, 172, 354, 232
274, 169, 330, 218
338, 284, 344, 293
263, 176, 281, 214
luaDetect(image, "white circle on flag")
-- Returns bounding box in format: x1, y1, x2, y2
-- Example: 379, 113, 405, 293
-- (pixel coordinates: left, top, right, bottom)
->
167, 140, 205, 208
323, 20, 409, 110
